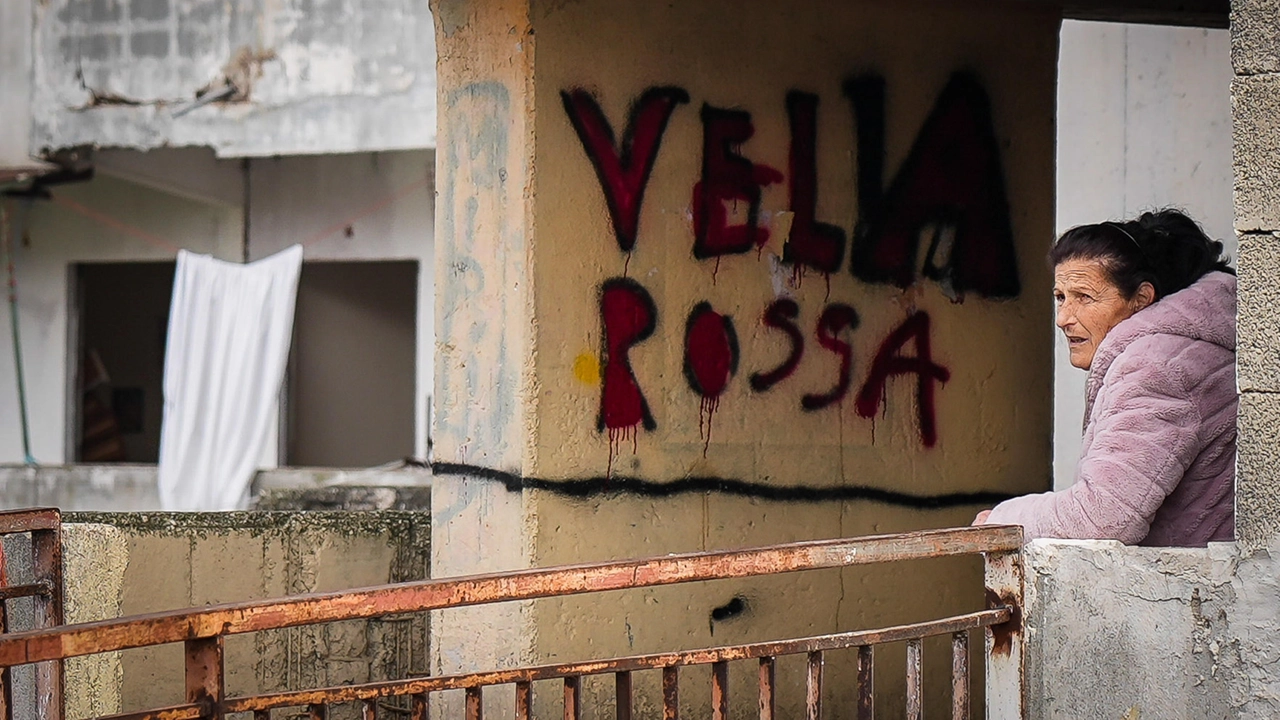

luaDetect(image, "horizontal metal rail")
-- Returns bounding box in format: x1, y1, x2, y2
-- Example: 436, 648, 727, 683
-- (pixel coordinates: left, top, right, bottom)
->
0, 522, 1023, 720
93, 608, 1011, 720
0, 525, 1021, 667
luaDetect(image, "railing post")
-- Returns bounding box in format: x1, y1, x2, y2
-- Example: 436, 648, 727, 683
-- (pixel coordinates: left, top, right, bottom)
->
185, 636, 225, 719
984, 544, 1025, 720
31, 523, 63, 720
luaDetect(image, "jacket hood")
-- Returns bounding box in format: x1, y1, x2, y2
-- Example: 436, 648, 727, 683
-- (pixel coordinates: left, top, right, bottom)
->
1084, 270, 1237, 419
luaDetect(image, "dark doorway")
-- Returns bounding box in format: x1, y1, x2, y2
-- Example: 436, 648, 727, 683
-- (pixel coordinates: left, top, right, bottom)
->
286, 261, 418, 468
75, 262, 175, 463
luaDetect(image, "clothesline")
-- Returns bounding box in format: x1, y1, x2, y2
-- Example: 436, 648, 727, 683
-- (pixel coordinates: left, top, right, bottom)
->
45, 175, 432, 257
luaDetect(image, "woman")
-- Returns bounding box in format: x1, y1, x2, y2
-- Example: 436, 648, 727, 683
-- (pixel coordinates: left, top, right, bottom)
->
977, 209, 1236, 546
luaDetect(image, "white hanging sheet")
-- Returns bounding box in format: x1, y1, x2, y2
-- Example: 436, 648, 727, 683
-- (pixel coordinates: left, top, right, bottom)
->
158, 246, 303, 511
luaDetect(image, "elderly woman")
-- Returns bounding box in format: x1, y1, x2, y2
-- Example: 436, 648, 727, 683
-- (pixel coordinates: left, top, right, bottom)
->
977, 209, 1236, 546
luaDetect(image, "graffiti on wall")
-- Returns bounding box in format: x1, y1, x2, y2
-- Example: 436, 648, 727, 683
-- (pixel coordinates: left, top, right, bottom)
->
567, 72, 1013, 457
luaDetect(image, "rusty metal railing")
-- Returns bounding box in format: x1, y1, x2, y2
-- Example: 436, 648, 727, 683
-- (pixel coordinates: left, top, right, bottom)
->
0, 508, 63, 720
0, 523, 1024, 720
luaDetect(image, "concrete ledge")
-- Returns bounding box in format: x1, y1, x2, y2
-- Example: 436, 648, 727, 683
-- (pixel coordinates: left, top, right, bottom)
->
1233, 74, 1280, 232
1024, 539, 1280, 719
0, 464, 432, 513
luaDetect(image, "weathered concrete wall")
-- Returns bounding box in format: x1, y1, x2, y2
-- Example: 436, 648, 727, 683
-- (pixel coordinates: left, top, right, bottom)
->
57, 512, 430, 719
31, 0, 437, 157
0, 0, 51, 179
1023, 539, 1280, 719
1055, 20, 1234, 490
0, 465, 431, 511
1234, 0, 1280, 552
432, 0, 1057, 716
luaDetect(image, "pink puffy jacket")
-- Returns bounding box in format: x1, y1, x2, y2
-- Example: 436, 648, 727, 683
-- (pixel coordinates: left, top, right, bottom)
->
986, 271, 1236, 546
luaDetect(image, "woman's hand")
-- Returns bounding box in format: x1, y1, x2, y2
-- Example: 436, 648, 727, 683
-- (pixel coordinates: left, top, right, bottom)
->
971, 510, 992, 525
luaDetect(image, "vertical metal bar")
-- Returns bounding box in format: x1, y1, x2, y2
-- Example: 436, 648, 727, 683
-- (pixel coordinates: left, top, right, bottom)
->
662, 666, 679, 720
952, 631, 970, 720
515, 682, 531, 720
906, 638, 923, 720
32, 526, 63, 720
985, 547, 1025, 720
362, 699, 378, 720
465, 687, 483, 720
412, 693, 429, 720
615, 671, 633, 720
0, 538, 11, 720
711, 660, 728, 720
758, 657, 775, 720
806, 650, 824, 720
308, 704, 327, 720
185, 636, 224, 720
856, 645, 874, 720
564, 676, 580, 720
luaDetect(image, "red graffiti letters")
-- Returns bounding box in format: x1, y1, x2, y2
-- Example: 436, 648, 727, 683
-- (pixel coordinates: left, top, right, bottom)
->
693, 105, 784, 258
563, 87, 690, 252
599, 278, 658, 433
683, 302, 740, 400
749, 299, 804, 392
569, 72, 1016, 453
784, 91, 846, 274
801, 303, 860, 411
847, 72, 1019, 300
855, 311, 951, 447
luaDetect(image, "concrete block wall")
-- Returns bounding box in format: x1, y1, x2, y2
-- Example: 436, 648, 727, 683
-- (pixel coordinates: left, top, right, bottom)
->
1232, 0, 1280, 553
51, 511, 430, 719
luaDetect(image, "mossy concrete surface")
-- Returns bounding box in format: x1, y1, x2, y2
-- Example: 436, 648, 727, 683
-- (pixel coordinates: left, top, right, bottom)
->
55, 512, 430, 720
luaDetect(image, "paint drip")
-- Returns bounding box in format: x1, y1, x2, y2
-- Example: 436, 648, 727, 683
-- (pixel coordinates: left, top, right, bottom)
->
699, 395, 720, 458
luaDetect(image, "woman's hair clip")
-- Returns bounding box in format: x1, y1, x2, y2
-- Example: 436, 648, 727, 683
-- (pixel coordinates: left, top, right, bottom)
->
1103, 221, 1141, 250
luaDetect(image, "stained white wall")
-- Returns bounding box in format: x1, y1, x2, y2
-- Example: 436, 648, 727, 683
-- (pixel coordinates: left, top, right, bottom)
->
0, 173, 242, 464
1054, 21, 1234, 488
0, 148, 435, 466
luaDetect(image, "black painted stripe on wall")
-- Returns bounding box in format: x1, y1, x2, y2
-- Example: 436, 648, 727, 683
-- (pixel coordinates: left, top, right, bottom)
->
431, 462, 1014, 509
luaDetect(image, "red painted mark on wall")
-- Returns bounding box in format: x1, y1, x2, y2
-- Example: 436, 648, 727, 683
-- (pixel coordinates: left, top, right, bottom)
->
846, 72, 1019, 300
801, 303, 860, 411
562, 87, 690, 253
749, 299, 804, 392
855, 311, 951, 447
599, 278, 659, 462
783, 91, 846, 276
693, 105, 784, 259
683, 302, 739, 453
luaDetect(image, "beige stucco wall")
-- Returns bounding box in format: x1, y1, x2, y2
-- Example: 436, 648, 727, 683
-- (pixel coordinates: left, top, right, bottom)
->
58, 512, 430, 720
433, 0, 1058, 716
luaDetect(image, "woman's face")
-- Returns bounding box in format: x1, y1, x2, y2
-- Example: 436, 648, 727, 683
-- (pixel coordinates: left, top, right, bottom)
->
1054, 258, 1153, 370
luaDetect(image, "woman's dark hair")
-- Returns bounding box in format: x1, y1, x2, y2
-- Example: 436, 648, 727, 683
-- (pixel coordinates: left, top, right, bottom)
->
1048, 209, 1234, 301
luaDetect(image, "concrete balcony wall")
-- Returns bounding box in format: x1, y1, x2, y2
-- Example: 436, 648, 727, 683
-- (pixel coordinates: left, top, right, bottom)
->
1022, 540, 1280, 719
29, 511, 432, 719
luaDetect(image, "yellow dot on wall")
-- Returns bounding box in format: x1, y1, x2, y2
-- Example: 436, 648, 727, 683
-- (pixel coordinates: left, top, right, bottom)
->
573, 352, 601, 386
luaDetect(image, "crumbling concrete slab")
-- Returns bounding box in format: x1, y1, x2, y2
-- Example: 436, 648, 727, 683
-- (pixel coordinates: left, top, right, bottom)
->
32, 0, 437, 157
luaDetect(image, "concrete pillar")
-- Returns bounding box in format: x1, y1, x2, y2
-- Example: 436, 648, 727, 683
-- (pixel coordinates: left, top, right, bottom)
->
431, 0, 1060, 714
1232, 0, 1280, 553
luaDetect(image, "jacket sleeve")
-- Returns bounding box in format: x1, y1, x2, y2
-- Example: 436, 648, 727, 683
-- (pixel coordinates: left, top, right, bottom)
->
985, 352, 1201, 543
